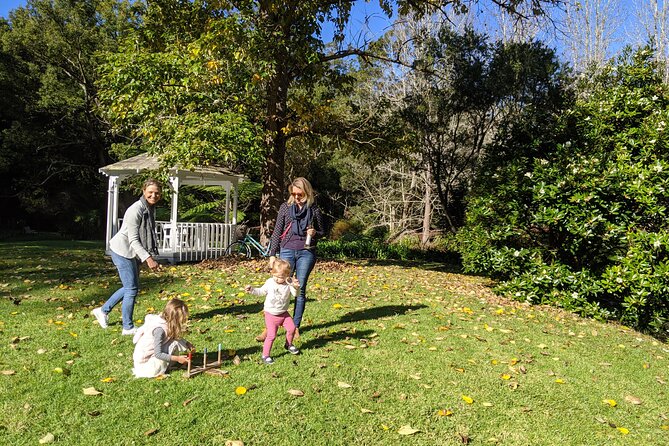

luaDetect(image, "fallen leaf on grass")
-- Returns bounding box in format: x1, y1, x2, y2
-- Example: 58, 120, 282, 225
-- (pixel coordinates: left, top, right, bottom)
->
183, 396, 198, 406
462, 395, 474, 404
144, 428, 159, 436
235, 387, 247, 395
233, 355, 242, 366
1, 370, 16, 375
82, 387, 102, 396
617, 427, 629, 435
360, 408, 374, 414
100, 377, 115, 383
337, 381, 352, 388
624, 395, 642, 405
288, 389, 304, 397
482, 402, 494, 407
437, 409, 453, 417
225, 441, 244, 446
398, 425, 420, 435
39, 433, 54, 444
602, 399, 617, 407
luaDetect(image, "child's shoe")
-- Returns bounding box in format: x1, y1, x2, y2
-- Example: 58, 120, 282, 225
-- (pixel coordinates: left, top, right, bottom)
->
262, 356, 274, 365
285, 343, 300, 355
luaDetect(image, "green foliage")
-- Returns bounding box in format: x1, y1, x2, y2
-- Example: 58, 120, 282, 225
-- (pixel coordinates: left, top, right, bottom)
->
459, 47, 669, 333
0, 0, 137, 235
329, 219, 363, 240
318, 234, 458, 263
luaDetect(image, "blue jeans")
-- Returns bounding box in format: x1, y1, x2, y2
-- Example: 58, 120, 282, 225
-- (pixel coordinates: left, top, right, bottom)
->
102, 251, 140, 329
280, 248, 316, 327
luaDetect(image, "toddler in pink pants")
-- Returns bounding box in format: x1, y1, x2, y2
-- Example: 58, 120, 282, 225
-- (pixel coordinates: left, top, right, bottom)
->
245, 259, 301, 364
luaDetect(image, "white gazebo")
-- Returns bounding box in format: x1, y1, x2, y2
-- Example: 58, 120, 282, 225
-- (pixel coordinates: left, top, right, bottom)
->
100, 153, 246, 263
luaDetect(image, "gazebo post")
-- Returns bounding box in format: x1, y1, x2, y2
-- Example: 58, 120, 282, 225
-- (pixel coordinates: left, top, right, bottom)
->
232, 181, 238, 225
168, 175, 180, 251
104, 175, 120, 252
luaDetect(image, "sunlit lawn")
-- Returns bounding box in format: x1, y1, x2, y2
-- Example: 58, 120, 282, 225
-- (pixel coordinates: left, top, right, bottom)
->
1, 241, 668, 445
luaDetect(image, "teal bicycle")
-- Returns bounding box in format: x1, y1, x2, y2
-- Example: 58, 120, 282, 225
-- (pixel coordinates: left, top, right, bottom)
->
225, 231, 270, 258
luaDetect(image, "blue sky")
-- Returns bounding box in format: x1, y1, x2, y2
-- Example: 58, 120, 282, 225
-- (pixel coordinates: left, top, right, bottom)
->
1, 0, 26, 19
0, 0, 392, 42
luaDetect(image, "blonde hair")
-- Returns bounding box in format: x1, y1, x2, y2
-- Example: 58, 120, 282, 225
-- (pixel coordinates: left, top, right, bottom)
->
272, 259, 292, 278
161, 298, 189, 340
287, 177, 314, 207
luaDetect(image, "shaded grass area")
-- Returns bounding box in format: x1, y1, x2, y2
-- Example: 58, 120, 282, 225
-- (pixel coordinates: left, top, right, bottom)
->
1, 241, 668, 445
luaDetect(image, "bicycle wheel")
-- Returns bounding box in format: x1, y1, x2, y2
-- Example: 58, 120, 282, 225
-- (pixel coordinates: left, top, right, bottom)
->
225, 241, 251, 258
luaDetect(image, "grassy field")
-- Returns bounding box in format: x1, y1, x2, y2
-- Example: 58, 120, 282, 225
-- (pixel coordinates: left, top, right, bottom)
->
1, 240, 668, 445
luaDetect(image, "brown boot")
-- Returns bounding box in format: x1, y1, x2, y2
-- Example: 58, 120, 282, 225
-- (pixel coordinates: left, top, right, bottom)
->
255, 328, 267, 342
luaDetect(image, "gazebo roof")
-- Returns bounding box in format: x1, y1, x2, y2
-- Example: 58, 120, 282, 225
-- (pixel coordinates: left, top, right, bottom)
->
99, 153, 245, 186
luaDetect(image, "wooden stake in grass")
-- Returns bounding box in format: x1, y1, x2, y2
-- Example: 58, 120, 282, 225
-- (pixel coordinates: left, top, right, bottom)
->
184, 345, 226, 378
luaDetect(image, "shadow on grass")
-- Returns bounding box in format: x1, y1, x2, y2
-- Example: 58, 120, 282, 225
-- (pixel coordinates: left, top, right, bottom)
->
305, 304, 427, 332
222, 327, 377, 362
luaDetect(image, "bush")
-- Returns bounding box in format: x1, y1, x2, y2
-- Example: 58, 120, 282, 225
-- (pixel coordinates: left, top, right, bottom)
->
330, 219, 363, 240
459, 47, 669, 334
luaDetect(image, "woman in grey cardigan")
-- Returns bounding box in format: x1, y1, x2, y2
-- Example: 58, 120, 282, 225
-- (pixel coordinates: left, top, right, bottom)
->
92, 179, 162, 335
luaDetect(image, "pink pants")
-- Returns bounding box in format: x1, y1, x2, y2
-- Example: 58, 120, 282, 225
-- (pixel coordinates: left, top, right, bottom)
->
263, 311, 296, 357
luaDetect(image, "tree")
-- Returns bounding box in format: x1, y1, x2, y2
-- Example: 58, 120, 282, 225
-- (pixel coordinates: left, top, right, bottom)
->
97, 0, 564, 242
0, 0, 139, 235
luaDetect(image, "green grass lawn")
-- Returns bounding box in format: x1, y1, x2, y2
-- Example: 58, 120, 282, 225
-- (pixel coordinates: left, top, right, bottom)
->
1, 241, 668, 445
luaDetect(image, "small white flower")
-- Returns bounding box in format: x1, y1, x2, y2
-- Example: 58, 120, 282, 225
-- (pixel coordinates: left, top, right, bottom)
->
524, 172, 533, 178
654, 239, 661, 249
513, 250, 520, 257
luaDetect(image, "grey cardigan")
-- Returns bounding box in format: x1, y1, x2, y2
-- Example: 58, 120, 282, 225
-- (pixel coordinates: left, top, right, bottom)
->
109, 200, 155, 262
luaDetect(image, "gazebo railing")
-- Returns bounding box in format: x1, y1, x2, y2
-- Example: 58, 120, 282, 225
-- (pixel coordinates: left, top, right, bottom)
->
156, 220, 236, 263
112, 220, 237, 263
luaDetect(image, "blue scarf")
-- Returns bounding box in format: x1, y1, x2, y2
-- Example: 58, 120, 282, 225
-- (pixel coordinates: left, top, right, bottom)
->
289, 204, 313, 237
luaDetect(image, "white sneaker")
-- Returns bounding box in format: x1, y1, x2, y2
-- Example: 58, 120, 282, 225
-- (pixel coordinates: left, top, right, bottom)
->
121, 327, 137, 336
91, 307, 108, 329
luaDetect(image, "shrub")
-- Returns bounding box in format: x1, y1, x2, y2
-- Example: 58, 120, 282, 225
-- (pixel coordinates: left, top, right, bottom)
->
460, 47, 669, 334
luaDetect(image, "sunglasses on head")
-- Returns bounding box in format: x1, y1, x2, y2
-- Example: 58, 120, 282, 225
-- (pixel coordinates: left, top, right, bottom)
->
292, 192, 304, 198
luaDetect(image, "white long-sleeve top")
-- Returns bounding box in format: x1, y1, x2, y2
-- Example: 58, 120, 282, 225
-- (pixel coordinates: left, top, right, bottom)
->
248, 278, 299, 315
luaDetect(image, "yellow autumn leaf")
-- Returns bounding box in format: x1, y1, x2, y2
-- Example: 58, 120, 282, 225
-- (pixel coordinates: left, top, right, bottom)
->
337, 381, 352, 388
100, 377, 115, 383
360, 408, 374, 414
224, 329, 235, 333
602, 399, 617, 407
462, 395, 474, 404
181, 293, 191, 297
555, 379, 565, 384
660, 425, 669, 430
482, 402, 494, 407
501, 374, 511, 380
332, 303, 343, 309
437, 409, 453, 417
617, 427, 629, 435
235, 386, 247, 395
381, 424, 390, 431
69, 332, 78, 338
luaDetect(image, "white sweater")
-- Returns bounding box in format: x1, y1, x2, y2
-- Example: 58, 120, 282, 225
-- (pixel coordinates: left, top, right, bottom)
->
132, 314, 168, 365
248, 278, 298, 315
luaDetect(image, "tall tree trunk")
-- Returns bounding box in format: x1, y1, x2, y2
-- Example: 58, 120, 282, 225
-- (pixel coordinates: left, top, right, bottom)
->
259, 60, 290, 245
421, 169, 432, 247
